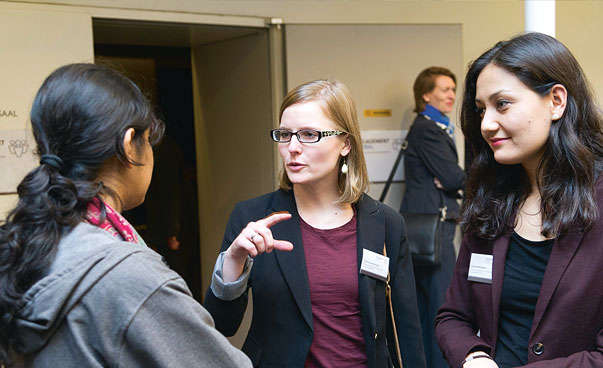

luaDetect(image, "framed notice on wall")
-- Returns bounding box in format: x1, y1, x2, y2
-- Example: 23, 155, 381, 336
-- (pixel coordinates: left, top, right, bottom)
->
0, 129, 38, 194
0, 5, 93, 196
361, 130, 408, 183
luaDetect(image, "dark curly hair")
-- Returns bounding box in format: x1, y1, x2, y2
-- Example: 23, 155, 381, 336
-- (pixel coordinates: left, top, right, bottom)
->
0, 63, 164, 364
460, 32, 603, 239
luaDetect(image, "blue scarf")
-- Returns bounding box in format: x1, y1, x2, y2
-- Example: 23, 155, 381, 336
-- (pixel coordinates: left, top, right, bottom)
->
421, 104, 454, 138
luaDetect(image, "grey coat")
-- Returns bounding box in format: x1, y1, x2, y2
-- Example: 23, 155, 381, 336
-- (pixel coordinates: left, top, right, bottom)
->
10, 223, 251, 368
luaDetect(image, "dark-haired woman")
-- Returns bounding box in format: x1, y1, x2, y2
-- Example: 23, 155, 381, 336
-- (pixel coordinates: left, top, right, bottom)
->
435, 33, 603, 368
0, 64, 251, 367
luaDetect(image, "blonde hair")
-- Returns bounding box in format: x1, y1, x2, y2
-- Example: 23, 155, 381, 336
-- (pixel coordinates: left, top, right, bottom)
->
278, 79, 369, 204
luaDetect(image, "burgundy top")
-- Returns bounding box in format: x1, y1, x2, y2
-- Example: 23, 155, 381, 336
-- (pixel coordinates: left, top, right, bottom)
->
301, 211, 368, 368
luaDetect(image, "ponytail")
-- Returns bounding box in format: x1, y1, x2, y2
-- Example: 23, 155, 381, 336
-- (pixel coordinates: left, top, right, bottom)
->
0, 63, 163, 364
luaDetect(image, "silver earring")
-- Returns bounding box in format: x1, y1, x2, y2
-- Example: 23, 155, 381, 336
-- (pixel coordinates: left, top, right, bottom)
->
341, 160, 348, 174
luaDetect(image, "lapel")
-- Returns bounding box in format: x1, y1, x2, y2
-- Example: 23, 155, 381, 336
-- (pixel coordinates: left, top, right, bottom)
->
439, 128, 458, 160
270, 190, 313, 330
529, 230, 584, 337
268, 192, 388, 335
422, 114, 458, 161
490, 227, 585, 341
490, 232, 511, 342
355, 195, 386, 334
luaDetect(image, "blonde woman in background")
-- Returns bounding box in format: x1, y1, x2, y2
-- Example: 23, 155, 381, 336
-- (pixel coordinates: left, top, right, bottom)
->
400, 66, 465, 368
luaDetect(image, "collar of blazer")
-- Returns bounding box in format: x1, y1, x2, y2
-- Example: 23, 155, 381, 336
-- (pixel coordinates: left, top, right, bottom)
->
416, 114, 458, 156
267, 190, 386, 332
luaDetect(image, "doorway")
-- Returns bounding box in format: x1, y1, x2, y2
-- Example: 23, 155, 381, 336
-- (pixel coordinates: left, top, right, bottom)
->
94, 43, 202, 299
93, 19, 275, 307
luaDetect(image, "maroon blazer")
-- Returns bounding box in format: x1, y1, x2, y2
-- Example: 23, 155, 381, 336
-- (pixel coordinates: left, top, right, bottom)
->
435, 178, 603, 368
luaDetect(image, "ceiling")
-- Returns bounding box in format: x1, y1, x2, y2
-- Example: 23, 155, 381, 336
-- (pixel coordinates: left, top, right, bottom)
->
93, 18, 263, 47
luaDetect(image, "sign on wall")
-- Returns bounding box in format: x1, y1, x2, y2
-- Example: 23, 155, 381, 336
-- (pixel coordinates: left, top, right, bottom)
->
361, 130, 407, 182
0, 5, 93, 198
0, 129, 38, 193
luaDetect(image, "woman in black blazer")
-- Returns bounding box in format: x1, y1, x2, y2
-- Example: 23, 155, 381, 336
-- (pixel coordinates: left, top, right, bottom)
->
400, 67, 465, 368
205, 80, 425, 367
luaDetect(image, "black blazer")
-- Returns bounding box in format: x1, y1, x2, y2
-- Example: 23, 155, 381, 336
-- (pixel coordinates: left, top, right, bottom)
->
400, 114, 465, 218
205, 190, 426, 368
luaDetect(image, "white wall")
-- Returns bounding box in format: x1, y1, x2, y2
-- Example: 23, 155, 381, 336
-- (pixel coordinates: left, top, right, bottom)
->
285, 24, 463, 209
557, 1, 603, 102
0, 4, 94, 216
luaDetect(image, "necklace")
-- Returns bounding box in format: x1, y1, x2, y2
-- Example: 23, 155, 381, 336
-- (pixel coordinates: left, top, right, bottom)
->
521, 209, 541, 216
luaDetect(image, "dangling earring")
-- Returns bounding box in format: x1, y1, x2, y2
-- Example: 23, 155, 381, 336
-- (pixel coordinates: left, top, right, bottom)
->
341, 157, 348, 175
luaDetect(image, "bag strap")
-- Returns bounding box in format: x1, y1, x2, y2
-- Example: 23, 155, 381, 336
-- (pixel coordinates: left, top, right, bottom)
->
383, 244, 404, 368
379, 139, 408, 202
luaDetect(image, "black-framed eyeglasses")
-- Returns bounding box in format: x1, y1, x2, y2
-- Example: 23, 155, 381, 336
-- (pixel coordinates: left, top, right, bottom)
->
270, 129, 346, 143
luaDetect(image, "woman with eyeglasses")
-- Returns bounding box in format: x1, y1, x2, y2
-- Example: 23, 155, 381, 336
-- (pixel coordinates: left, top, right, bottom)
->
205, 80, 426, 367
435, 33, 603, 368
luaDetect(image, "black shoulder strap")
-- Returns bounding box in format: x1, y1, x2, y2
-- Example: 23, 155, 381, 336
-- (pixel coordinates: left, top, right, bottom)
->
379, 143, 406, 202
379, 131, 410, 202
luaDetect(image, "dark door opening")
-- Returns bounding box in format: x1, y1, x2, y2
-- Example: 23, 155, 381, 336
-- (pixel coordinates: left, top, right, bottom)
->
92, 20, 275, 320
94, 44, 201, 300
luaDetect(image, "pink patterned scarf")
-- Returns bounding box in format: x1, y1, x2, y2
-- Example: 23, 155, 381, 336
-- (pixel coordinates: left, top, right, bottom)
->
85, 197, 137, 243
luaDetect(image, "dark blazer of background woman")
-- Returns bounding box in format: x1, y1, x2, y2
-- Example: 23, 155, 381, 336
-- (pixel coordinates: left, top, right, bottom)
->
400, 114, 465, 218
205, 189, 426, 368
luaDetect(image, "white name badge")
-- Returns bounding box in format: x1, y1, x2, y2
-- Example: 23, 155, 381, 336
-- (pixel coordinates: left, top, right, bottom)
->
468, 253, 493, 284
360, 248, 390, 282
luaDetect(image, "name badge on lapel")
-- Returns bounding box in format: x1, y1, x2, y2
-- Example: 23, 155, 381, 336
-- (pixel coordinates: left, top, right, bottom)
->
468, 253, 493, 284
360, 248, 389, 282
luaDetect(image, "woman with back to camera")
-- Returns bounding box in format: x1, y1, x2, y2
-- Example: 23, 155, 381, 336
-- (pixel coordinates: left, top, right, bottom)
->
435, 33, 603, 368
205, 79, 426, 367
0, 63, 251, 367
400, 66, 465, 368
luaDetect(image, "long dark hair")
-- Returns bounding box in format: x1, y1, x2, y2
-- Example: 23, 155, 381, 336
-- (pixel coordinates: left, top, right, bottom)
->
461, 32, 603, 239
0, 63, 163, 363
